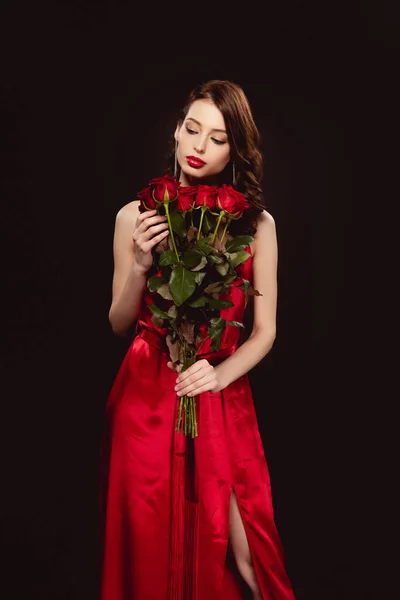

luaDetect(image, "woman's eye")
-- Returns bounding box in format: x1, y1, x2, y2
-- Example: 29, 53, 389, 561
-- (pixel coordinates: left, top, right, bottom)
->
185, 125, 226, 145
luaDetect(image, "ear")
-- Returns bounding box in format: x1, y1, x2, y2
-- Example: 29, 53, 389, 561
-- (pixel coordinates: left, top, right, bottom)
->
174, 124, 181, 142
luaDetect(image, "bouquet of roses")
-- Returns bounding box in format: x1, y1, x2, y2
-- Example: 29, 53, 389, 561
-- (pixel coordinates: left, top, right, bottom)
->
137, 174, 261, 438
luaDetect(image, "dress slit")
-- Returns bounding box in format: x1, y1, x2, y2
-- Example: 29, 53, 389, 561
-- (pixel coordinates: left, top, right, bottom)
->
229, 485, 265, 599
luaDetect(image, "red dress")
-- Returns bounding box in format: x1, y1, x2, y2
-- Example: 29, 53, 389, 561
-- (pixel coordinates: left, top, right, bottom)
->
99, 245, 296, 599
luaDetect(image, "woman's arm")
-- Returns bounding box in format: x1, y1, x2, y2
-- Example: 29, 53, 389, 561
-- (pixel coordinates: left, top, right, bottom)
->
108, 202, 146, 336
215, 210, 278, 388
173, 210, 278, 396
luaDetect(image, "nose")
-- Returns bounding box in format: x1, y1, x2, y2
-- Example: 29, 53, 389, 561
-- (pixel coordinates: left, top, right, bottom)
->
194, 136, 206, 154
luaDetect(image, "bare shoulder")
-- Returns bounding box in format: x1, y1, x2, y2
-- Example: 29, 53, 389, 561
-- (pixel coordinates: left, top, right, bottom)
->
115, 199, 140, 222
111, 200, 141, 260
252, 210, 276, 257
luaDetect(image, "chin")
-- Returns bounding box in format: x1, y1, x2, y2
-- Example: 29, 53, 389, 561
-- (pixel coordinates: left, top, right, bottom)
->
182, 167, 218, 184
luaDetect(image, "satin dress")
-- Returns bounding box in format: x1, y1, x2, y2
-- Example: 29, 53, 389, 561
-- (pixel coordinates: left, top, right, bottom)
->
99, 244, 296, 600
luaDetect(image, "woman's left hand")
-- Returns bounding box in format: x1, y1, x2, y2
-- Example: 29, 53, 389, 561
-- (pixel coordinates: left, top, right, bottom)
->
167, 358, 223, 396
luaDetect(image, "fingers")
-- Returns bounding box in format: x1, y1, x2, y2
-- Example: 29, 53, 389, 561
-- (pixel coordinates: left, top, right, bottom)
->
176, 360, 209, 385
135, 208, 157, 226
176, 372, 216, 397
174, 360, 215, 396
134, 211, 167, 237
134, 210, 159, 232
133, 210, 170, 251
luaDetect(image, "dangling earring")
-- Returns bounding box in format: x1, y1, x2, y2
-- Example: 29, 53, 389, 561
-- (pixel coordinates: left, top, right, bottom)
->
232, 160, 236, 186
174, 140, 178, 178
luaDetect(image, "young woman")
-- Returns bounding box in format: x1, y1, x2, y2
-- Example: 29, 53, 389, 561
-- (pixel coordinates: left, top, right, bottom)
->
99, 80, 296, 600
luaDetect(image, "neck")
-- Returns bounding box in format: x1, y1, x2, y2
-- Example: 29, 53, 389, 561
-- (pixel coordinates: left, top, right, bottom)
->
178, 170, 219, 187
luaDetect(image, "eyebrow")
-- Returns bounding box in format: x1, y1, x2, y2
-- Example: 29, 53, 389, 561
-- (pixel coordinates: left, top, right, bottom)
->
186, 117, 227, 134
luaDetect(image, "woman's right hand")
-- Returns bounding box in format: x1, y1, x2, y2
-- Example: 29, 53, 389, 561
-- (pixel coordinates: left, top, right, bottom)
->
132, 209, 170, 275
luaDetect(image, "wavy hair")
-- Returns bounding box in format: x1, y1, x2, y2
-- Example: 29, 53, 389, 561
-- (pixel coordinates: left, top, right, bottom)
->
164, 80, 266, 236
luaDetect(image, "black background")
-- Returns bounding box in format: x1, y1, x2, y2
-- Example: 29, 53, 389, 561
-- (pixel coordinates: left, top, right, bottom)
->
1, 2, 397, 599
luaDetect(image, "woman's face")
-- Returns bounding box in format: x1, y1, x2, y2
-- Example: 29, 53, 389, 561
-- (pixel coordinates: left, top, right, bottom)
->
174, 99, 231, 185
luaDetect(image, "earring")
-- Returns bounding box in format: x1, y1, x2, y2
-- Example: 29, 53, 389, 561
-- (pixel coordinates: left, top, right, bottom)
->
174, 140, 178, 178
232, 160, 236, 186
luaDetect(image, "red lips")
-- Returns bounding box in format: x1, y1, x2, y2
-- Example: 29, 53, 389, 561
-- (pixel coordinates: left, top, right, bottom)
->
186, 156, 206, 168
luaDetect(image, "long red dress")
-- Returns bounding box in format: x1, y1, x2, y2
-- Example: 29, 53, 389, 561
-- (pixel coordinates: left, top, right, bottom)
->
99, 245, 296, 600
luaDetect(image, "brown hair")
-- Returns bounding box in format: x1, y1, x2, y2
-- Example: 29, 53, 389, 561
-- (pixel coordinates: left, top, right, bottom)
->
164, 80, 266, 236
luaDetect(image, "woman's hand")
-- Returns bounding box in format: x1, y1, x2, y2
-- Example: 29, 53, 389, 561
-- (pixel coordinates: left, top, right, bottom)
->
167, 359, 223, 396
132, 209, 169, 275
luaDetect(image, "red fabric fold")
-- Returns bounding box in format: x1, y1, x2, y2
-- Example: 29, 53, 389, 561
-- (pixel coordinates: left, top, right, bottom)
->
99, 246, 296, 599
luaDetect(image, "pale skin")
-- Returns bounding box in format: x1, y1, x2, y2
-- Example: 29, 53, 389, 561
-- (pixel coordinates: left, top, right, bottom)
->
109, 99, 277, 599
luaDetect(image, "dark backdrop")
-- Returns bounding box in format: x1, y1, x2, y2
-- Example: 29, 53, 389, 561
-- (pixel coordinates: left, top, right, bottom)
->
1, 2, 396, 599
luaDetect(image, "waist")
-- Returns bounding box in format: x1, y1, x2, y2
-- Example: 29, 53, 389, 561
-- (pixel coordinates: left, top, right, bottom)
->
135, 324, 237, 364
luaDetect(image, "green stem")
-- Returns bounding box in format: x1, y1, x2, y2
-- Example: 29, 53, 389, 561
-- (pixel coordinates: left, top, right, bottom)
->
174, 341, 199, 437
176, 395, 184, 432
184, 395, 189, 435
220, 217, 231, 242
196, 205, 207, 240
191, 397, 197, 437
190, 210, 194, 227
164, 201, 180, 263
210, 210, 225, 244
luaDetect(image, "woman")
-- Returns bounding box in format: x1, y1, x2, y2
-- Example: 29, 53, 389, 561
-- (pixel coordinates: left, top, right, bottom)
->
99, 80, 296, 600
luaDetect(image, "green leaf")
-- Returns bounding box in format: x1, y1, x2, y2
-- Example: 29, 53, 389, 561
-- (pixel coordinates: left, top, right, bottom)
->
202, 212, 214, 234
194, 271, 206, 285
151, 314, 165, 328
196, 238, 217, 255
226, 320, 245, 328
161, 265, 172, 280
169, 208, 187, 237
182, 250, 203, 268
188, 295, 208, 307
167, 305, 178, 318
204, 282, 222, 294
208, 253, 224, 264
147, 275, 167, 292
159, 250, 179, 266
230, 250, 251, 268
238, 278, 250, 307
208, 298, 234, 309
215, 261, 230, 276
148, 304, 171, 319
225, 235, 253, 253
190, 255, 207, 271
169, 265, 197, 306
157, 282, 174, 300
208, 317, 226, 352
222, 273, 237, 283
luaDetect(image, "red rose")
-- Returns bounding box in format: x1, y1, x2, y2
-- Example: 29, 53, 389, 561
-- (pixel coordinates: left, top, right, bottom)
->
216, 184, 251, 219
149, 174, 181, 204
137, 186, 156, 212
195, 185, 219, 209
176, 186, 197, 212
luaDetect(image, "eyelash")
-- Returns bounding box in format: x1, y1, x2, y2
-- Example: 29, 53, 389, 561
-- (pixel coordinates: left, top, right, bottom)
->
185, 126, 226, 145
